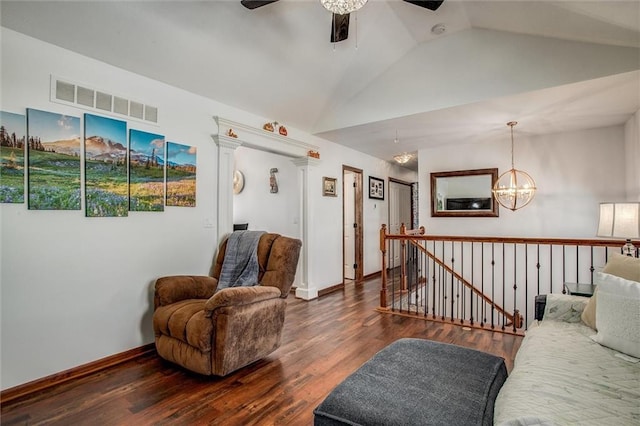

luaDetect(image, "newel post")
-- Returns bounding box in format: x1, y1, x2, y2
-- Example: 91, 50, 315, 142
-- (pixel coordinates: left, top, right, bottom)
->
380, 224, 388, 309
400, 223, 407, 292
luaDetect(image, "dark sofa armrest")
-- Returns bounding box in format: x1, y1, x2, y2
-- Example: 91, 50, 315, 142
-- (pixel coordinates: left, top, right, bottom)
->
534, 294, 547, 321
154, 275, 218, 308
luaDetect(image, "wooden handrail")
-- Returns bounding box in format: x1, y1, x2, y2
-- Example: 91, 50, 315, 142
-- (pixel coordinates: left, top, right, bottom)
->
385, 234, 639, 248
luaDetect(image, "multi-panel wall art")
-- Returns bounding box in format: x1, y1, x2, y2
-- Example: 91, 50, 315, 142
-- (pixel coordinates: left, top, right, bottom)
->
84, 113, 128, 217
26, 108, 81, 210
1, 107, 198, 216
166, 142, 197, 207
129, 129, 165, 212
0, 111, 26, 203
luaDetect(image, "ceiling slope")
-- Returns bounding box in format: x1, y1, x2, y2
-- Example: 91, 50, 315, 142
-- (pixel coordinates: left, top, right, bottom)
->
1, 0, 639, 170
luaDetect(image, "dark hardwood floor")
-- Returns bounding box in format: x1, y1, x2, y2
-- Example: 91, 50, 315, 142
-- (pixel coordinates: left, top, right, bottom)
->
1, 277, 522, 425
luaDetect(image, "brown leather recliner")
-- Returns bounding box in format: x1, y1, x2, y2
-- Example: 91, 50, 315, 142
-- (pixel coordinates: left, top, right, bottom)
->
153, 233, 302, 376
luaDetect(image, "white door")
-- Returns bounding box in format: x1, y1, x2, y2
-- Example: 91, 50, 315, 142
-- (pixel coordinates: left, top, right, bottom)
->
389, 181, 413, 266
398, 184, 412, 231
344, 171, 355, 280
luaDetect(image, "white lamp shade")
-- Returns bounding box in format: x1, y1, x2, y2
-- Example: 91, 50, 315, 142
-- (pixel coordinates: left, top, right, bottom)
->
597, 202, 640, 239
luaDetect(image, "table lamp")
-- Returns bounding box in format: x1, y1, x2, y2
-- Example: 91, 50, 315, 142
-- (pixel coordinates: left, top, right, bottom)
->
597, 202, 640, 256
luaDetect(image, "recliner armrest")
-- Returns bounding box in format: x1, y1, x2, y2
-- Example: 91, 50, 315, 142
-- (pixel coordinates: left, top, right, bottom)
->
154, 275, 219, 308
204, 286, 282, 317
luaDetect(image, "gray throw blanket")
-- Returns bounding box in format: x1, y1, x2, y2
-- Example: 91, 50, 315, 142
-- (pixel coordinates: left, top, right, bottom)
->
217, 230, 265, 291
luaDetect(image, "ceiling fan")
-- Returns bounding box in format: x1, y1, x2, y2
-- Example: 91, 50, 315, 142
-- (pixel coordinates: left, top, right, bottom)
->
241, 0, 445, 43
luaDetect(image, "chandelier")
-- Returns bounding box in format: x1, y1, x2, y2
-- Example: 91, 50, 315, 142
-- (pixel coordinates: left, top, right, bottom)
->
393, 153, 413, 164
320, 0, 368, 15
492, 121, 536, 211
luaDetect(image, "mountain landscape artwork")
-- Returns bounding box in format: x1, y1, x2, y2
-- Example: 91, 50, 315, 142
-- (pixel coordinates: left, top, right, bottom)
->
129, 129, 165, 212
166, 142, 196, 207
0, 111, 26, 203
26, 108, 81, 210
85, 114, 128, 217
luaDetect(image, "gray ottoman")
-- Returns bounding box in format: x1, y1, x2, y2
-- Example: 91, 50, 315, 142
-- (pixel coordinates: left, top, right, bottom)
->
313, 338, 507, 426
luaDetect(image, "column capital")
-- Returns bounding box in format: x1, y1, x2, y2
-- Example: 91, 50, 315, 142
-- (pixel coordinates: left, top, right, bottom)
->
292, 156, 322, 168
212, 134, 243, 150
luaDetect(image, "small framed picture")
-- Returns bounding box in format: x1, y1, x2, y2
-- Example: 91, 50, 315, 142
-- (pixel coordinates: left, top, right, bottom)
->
323, 177, 337, 197
369, 176, 384, 200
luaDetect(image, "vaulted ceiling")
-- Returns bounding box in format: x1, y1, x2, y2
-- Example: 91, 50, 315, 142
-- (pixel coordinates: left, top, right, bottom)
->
2, 1, 639, 170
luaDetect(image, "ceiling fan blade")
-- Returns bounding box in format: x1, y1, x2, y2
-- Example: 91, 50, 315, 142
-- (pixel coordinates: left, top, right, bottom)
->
331, 13, 350, 43
403, 0, 445, 11
241, 0, 279, 10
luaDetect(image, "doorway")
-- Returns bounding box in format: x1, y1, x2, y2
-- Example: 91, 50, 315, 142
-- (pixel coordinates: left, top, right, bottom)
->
343, 166, 363, 284
388, 179, 413, 266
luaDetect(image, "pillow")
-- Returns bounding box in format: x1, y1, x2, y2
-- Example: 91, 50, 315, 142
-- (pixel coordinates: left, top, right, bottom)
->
580, 287, 597, 330
583, 253, 640, 330
593, 272, 640, 358
602, 252, 640, 282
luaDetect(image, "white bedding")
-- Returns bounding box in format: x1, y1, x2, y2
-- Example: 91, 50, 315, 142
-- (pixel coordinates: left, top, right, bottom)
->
494, 317, 640, 425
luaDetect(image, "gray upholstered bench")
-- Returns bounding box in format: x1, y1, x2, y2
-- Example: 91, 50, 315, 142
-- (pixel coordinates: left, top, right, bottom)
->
313, 338, 507, 426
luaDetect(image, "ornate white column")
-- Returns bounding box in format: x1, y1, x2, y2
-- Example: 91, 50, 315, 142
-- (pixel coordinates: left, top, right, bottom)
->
292, 156, 321, 300
212, 134, 242, 244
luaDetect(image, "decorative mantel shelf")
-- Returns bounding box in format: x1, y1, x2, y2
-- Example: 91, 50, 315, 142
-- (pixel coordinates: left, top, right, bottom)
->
212, 116, 321, 300
213, 117, 320, 159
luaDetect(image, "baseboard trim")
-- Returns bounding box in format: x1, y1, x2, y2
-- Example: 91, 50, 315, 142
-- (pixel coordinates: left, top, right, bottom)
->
318, 272, 382, 297
363, 270, 381, 281
318, 282, 344, 297
0, 343, 156, 404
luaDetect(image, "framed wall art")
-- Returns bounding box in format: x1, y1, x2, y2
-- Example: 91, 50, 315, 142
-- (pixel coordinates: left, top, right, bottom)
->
323, 176, 337, 197
84, 113, 128, 217
369, 176, 384, 200
166, 141, 197, 207
129, 129, 165, 212
0, 111, 26, 203
26, 108, 81, 210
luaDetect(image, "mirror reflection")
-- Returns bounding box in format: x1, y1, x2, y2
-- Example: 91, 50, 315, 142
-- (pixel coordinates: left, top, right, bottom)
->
430, 169, 499, 217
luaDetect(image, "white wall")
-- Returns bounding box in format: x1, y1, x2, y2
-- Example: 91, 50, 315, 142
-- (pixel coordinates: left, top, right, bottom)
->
624, 110, 640, 201
268, 133, 415, 292
1, 28, 414, 389
0, 28, 226, 390
233, 147, 299, 238
418, 126, 627, 238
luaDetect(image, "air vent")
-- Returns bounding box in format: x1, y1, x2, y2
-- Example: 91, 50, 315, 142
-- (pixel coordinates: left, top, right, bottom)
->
56, 80, 75, 102
113, 96, 129, 115
96, 91, 112, 111
50, 75, 158, 124
76, 86, 95, 107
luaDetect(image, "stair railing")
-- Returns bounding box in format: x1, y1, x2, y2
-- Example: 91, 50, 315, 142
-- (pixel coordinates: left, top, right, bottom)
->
379, 224, 638, 334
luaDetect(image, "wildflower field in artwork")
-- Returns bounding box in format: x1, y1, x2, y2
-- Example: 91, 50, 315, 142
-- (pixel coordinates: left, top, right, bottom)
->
85, 161, 129, 217
0, 146, 25, 203
166, 175, 196, 207
129, 179, 165, 211
28, 149, 81, 210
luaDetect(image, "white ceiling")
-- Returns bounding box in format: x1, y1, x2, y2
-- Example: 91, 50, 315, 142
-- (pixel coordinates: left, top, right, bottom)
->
2, 0, 639, 170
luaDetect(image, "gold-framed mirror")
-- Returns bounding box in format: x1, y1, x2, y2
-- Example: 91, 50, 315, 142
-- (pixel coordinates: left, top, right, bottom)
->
430, 168, 499, 217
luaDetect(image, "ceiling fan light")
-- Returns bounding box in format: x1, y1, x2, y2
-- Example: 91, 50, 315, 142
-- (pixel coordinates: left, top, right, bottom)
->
321, 0, 368, 15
